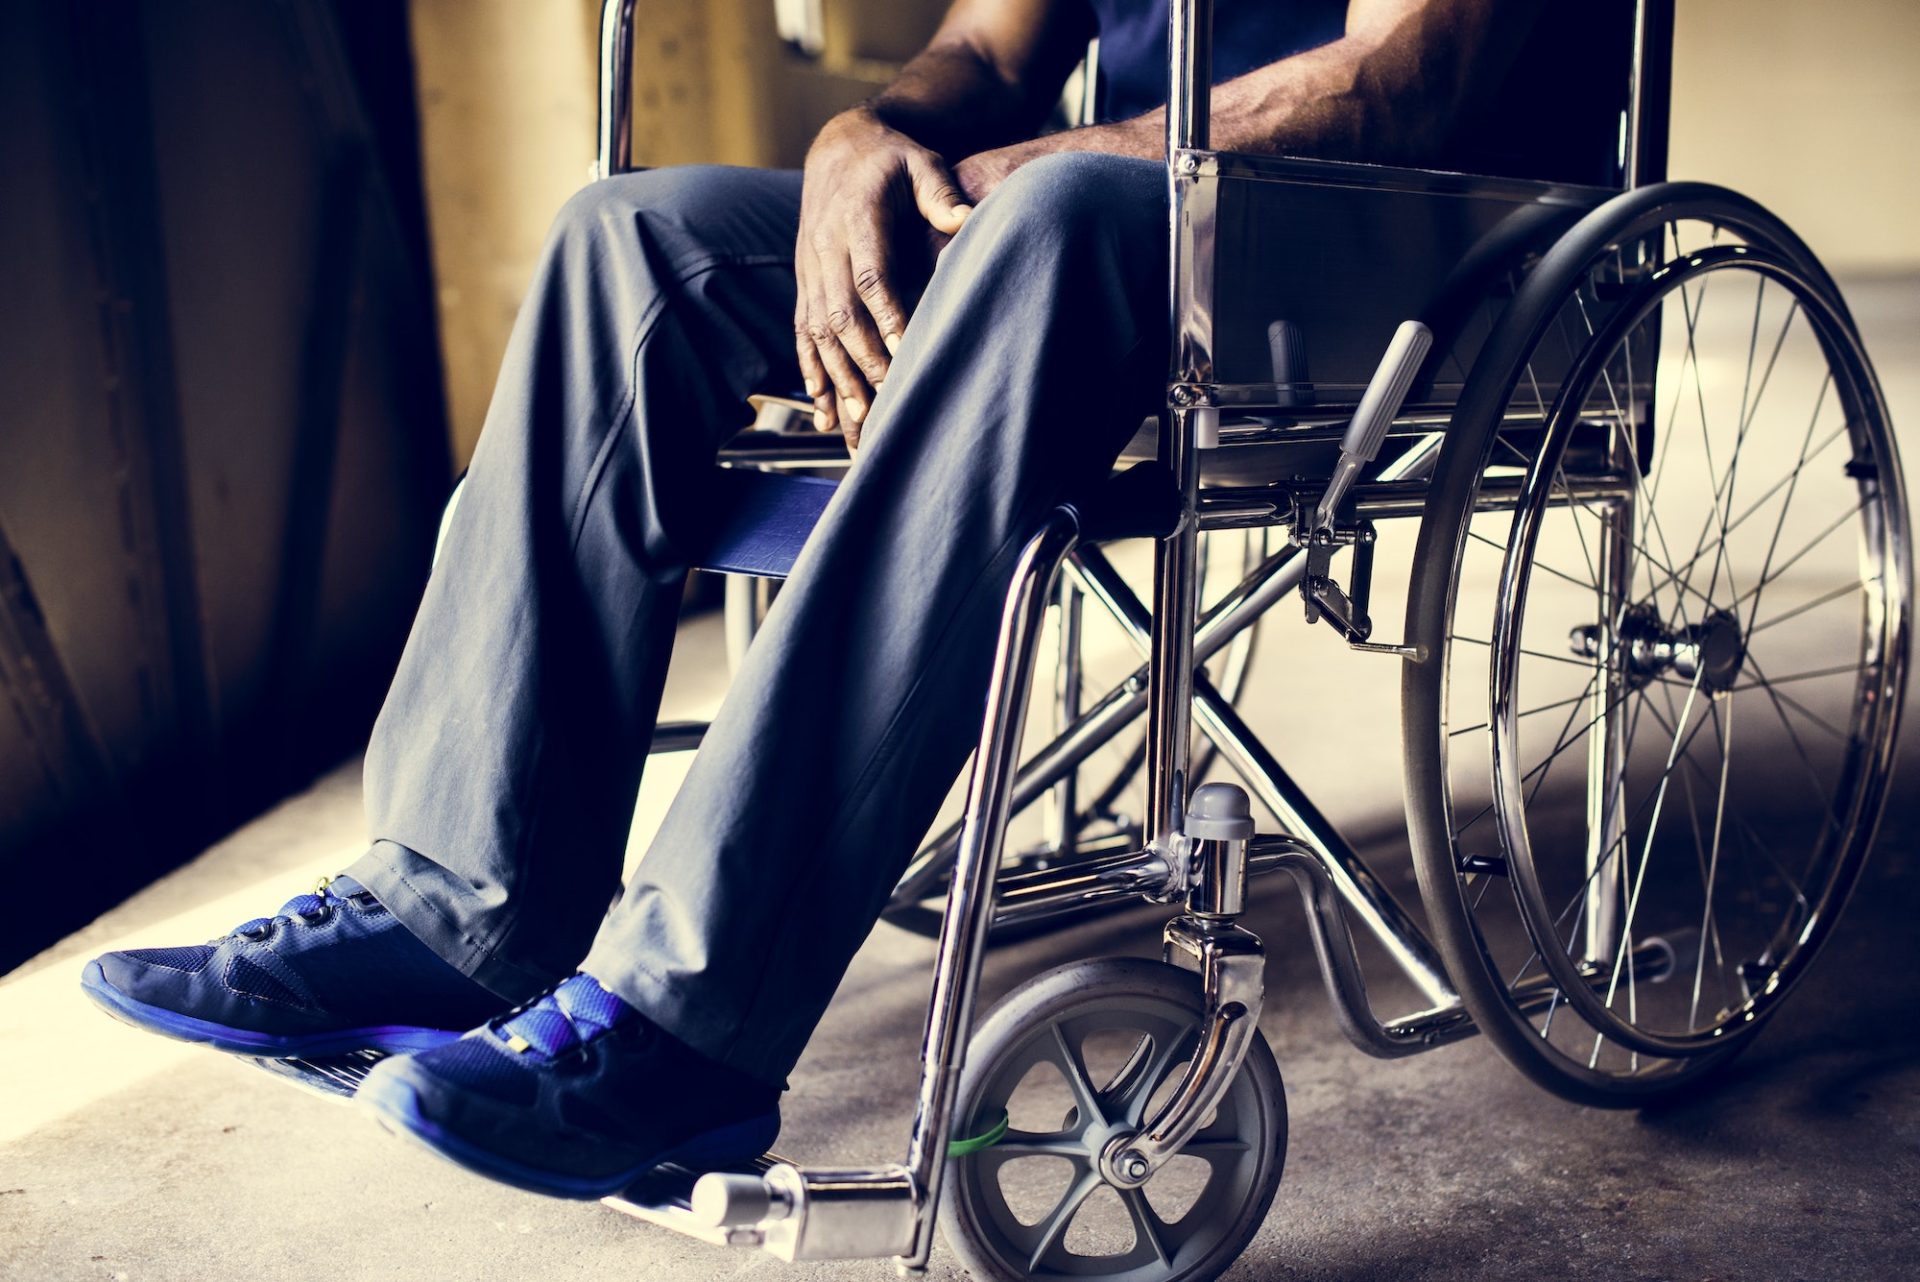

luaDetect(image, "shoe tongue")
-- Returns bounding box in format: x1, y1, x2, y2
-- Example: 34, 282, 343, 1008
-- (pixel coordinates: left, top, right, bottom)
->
328, 874, 369, 898
501, 974, 637, 1058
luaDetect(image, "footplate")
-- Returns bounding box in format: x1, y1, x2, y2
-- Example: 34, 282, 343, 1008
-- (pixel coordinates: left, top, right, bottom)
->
243, 1049, 390, 1100
604, 1153, 792, 1248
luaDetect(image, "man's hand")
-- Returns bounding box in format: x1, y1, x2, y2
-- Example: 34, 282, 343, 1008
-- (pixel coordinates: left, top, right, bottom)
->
796, 107, 972, 448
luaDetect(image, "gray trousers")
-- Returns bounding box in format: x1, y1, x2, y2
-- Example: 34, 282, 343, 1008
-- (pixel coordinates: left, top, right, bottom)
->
349, 154, 1167, 1084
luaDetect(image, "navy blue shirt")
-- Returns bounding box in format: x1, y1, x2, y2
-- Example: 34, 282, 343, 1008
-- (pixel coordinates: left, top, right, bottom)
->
1087, 0, 1349, 123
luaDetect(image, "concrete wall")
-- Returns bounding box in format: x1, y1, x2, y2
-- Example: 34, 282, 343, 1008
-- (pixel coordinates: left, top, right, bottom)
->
411, 0, 1920, 465
1670, 0, 1920, 273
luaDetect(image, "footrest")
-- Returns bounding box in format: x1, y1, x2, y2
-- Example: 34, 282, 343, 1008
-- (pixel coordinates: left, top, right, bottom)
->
243, 1049, 390, 1100
603, 1152, 790, 1248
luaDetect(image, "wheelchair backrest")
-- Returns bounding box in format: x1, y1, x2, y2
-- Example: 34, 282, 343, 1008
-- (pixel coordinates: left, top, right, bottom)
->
1440, 0, 1674, 189
1186, 2, 1673, 421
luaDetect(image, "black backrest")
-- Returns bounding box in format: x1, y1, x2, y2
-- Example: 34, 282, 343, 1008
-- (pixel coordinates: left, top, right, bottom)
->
1438, 0, 1674, 189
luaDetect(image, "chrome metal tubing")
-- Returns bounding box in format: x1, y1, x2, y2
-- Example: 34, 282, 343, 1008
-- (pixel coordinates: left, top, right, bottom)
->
989, 846, 1171, 930
1191, 675, 1459, 1007
1108, 917, 1265, 1186
1625, 0, 1650, 188
1245, 836, 1677, 1058
896, 523, 1345, 908
1144, 411, 1204, 864
723, 574, 774, 673
649, 720, 707, 754
902, 511, 1082, 1270
595, 0, 638, 180
1167, 0, 1213, 154
1197, 471, 1637, 531
892, 428, 1444, 911
1584, 484, 1633, 963
1247, 836, 1468, 1057
1044, 578, 1086, 859
890, 669, 1150, 906
1061, 544, 1457, 1006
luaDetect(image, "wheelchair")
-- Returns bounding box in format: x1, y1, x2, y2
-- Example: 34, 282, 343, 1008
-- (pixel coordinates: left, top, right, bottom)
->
410, 2, 1913, 1277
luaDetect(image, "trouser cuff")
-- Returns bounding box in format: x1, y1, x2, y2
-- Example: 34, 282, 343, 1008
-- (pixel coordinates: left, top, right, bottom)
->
346, 841, 562, 1003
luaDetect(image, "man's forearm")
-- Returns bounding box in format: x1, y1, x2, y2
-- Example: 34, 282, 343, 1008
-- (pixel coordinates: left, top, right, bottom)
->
863, 41, 1054, 159
970, 0, 1535, 170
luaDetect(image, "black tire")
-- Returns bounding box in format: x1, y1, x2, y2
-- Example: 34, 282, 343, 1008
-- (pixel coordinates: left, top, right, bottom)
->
939, 958, 1286, 1282
1402, 183, 1909, 1105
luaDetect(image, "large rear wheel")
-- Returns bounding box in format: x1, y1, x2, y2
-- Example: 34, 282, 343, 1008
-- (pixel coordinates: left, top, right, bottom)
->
1404, 185, 1910, 1104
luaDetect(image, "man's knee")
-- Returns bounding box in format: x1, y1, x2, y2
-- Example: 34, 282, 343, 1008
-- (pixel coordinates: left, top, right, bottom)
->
547, 167, 702, 250
960, 152, 1163, 256
546, 165, 798, 264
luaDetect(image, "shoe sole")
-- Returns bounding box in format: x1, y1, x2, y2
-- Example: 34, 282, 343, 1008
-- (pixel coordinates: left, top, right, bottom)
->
358, 1070, 781, 1200
81, 961, 466, 1059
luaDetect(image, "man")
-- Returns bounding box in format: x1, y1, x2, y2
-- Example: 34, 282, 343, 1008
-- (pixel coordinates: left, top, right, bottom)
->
83, 0, 1527, 1198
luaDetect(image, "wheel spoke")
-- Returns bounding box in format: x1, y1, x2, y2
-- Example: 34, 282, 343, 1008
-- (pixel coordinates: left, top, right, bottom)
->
1023, 1168, 1104, 1275
1637, 689, 1814, 914
1697, 296, 1800, 609
1727, 660, 1863, 694
1630, 421, 1848, 612
1047, 1023, 1110, 1130
1110, 1030, 1191, 1127
1728, 497, 1870, 614
1471, 529, 1593, 593
1740, 373, 1834, 634
1544, 681, 1720, 942
1765, 685, 1852, 744
1451, 682, 1611, 739
1120, 1188, 1174, 1266
1180, 1138, 1251, 1166
985, 1130, 1091, 1162
1691, 693, 1735, 1031
1435, 223, 1891, 1085
1749, 578, 1869, 636
1452, 633, 1618, 672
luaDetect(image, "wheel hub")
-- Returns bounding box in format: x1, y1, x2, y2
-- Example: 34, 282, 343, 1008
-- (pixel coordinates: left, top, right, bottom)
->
1570, 605, 1747, 693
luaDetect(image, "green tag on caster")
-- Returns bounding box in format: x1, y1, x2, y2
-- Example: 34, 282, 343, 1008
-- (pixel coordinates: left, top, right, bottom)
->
947, 1110, 1009, 1158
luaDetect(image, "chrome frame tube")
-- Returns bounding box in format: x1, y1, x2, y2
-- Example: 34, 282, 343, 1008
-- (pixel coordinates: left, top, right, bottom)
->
1248, 835, 1677, 1056
1167, 0, 1212, 154
1197, 470, 1635, 530
1143, 0, 1215, 861
891, 435, 1458, 908
595, 0, 638, 180
1624, 0, 1650, 189
1055, 542, 1459, 1005
902, 511, 1081, 1270
1190, 674, 1458, 1006
1583, 488, 1633, 963
890, 670, 1150, 905
1044, 578, 1086, 859
1144, 442, 1203, 861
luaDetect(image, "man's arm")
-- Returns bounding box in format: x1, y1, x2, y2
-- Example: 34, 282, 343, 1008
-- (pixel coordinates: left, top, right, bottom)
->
794, 0, 1089, 445
952, 0, 1539, 204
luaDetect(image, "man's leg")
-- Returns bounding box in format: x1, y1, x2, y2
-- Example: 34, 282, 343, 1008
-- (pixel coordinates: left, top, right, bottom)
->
586, 152, 1170, 1084
354, 153, 1170, 1198
83, 166, 813, 1054
350, 165, 810, 997
356, 153, 1170, 1196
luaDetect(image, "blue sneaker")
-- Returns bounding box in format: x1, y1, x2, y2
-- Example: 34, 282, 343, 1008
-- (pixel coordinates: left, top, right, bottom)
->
81, 875, 506, 1058
357, 973, 781, 1199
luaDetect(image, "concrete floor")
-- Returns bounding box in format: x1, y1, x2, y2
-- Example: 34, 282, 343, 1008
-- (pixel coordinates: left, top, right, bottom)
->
5, 276, 1919, 1282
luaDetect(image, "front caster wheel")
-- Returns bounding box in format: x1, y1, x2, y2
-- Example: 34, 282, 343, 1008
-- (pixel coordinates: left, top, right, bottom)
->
939, 958, 1286, 1282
